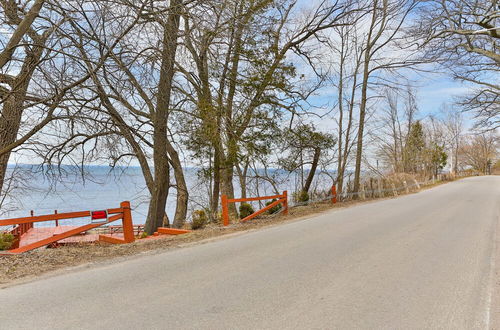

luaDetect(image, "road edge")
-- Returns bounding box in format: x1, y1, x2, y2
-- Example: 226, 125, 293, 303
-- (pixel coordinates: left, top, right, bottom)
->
489, 202, 500, 329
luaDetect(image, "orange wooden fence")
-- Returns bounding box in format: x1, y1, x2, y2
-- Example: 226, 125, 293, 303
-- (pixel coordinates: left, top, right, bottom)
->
221, 191, 288, 226
8, 222, 34, 238
0, 201, 135, 255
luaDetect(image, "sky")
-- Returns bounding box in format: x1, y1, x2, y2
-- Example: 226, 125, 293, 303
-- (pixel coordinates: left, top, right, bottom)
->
11, 56, 471, 168
7, 0, 479, 166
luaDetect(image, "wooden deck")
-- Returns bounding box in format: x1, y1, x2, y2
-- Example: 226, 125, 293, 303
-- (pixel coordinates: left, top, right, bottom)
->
9, 224, 189, 252
19, 226, 100, 247
0, 201, 138, 254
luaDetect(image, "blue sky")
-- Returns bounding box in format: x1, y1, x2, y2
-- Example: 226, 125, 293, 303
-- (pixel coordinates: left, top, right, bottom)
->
418, 76, 468, 115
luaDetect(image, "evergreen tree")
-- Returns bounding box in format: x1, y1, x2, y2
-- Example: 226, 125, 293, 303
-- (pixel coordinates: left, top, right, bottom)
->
404, 121, 425, 173
426, 143, 448, 176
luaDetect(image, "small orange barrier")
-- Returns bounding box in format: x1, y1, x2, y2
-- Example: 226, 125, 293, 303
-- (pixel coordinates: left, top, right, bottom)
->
0, 201, 135, 255
221, 191, 288, 226
157, 227, 191, 235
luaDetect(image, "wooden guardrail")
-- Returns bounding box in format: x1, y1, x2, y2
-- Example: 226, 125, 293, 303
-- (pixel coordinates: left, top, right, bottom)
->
8, 222, 34, 238
0, 201, 135, 255
221, 191, 288, 226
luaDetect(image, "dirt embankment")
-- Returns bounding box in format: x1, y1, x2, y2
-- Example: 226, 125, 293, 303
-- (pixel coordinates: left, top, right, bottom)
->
0, 179, 456, 287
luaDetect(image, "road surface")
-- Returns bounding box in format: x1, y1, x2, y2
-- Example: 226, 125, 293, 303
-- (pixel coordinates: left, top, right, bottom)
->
1, 176, 499, 329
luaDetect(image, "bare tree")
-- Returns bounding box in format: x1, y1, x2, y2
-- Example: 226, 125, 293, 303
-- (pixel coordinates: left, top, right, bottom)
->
374, 86, 419, 173
326, 22, 363, 194
0, 0, 132, 203
47, 0, 188, 233
414, 0, 499, 130
459, 132, 499, 174
0, 0, 55, 197
352, 0, 420, 193
441, 104, 464, 174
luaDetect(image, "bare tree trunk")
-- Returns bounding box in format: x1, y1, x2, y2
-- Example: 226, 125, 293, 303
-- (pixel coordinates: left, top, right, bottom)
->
211, 148, 221, 218
0, 96, 24, 197
235, 161, 249, 199
167, 141, 188, 228
219, 119, 238, 218
219, 3, 249, 219
210, 106, 223, 219
336, 33, 345, 192
0, 0, 47, 197
0, 48, 40, 198
144, 0, 181, 234
303, 147, 321, 194
145, 168, 169, 231
353, 0, 388, 193
0, 0, 45, 69
338, 40, 361, 195
221, 159, 237, 219
353, 55, 370, 193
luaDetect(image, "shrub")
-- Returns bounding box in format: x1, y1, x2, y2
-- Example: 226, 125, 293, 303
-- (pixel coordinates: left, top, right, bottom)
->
295, 190, 309, 203
239, 203, 254, 219
191, 210, 208, 230
0, 233, 16, 251
207, 211, 222, 224
266, 199, 282, 214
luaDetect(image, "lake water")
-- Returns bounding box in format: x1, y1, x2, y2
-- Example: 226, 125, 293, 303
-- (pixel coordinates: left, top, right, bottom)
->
1, 165, 337, 227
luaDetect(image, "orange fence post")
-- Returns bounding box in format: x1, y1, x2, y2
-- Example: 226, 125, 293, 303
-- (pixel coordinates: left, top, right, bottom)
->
283, 191, 288, 215
121, 201, 135, 243
332, 185, 337, 204
221, 194, 229, 226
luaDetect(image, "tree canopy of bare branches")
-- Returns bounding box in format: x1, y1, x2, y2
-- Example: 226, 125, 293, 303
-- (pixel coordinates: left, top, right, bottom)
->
414, 0, 499, 130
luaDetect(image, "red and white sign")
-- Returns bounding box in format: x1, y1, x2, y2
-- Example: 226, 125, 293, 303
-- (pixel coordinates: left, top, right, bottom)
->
91, 210, 108, 223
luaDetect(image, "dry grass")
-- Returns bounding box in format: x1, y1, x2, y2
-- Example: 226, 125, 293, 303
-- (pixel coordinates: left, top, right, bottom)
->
0, 177, 458, 287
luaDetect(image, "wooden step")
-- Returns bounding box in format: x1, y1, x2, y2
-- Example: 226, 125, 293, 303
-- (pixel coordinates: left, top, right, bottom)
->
157, 228, 191, 235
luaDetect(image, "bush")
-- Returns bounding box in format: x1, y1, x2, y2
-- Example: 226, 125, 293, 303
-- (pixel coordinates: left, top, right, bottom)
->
239, 203, 254, 219
0, 233, 16, 251
191, 210, 208, 230
266, 199, 282, 214
295, 190, 309, 203
210, 211, 222, 224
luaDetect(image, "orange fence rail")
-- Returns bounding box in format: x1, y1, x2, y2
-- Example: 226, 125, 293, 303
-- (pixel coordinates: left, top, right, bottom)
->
221, 191, 288, 226
0, 201, 135, 255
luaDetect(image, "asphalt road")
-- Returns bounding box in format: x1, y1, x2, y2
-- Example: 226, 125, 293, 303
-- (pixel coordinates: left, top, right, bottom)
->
1, 176, 499, 329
